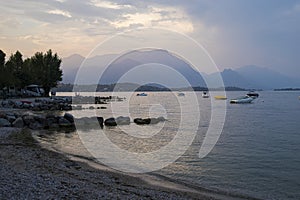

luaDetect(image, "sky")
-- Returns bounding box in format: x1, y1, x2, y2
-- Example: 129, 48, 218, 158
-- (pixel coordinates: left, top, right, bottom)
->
0, 0, 300, 77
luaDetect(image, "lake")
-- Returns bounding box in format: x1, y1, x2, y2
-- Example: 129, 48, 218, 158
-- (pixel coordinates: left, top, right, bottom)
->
40, 91, 300, 199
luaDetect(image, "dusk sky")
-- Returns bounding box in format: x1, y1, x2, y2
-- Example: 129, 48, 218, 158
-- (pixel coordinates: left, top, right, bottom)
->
1, 0, 300, 77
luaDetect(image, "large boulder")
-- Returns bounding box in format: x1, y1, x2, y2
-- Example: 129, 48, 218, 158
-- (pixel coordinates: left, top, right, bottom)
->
116, 116, 130, 125
104, 118, 117, 126
0, 118, 11, 127
134, 118, 151, 125
64, 113, 74, 123
134, 117, 166, 125
12, 117, 24, 128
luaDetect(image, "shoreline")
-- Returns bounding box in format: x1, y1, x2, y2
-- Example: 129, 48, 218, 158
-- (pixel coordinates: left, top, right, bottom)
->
0, 127, 254, 200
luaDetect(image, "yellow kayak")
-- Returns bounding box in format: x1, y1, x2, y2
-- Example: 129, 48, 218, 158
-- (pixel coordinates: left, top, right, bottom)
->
214, 96, 227, 100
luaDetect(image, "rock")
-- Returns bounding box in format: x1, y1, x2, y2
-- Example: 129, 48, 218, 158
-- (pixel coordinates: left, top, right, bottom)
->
32, 106, 41, 111
0, 118, 11, 127
34, 116, 48, 128
63, 105, 72, 111
157, 116, 166, 122
12, 117, 24, 128
46, 113, 56, 119
48, 123, 59, 129
95, 117, 104, 129
0, 112, 6, 118
6, 114, 16, 123
58, 117, 72, 127
116, 116, 130, 125
22, 115, 35, 125
149, 118, 160, 124
40, 105, 49, 110
22, 103, 31, 109
133, 117, 165, 125
134, 118, 151, 125
29, 122, 43, 130
64, 113, 74, 123
104, 118, 117, 126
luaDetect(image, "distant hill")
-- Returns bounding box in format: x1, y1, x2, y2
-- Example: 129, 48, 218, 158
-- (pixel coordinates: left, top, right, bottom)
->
235, 65, 300, 89
61, 51, 300, 90
62, 49, 206, 88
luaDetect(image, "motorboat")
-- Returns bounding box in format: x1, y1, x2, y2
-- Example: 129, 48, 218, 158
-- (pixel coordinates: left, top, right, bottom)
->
230, 95, 254, 104
202, 91, 210, 98
136, 92, 147, 96
214, 95, 227, 100
177, 92, 185, 96
247, 91, 259, 98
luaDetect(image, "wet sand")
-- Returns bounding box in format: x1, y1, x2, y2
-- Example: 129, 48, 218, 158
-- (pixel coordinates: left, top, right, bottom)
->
0, 127, 248, 200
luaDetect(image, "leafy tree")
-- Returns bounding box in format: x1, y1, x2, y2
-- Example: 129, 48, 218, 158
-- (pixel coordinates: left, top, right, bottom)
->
29, 50, 62, 96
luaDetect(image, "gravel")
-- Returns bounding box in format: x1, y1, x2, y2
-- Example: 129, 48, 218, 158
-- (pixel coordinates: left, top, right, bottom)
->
0, 128, 218, 200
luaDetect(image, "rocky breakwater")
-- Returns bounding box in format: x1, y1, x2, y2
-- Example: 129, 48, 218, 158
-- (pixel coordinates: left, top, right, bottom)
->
0, 111, 75, 130
0, 97, 73, 111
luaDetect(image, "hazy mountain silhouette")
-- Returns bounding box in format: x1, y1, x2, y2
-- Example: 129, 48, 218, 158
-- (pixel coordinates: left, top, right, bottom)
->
62, 51, 300, 89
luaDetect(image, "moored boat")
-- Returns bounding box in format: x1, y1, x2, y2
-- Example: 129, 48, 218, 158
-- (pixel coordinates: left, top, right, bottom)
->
214, 96, 227, 100
177, 92, 185, 97
137, 92, 147, 96
247, 91, 259, 98
202, 91, 210, 98
230, 95, 254, 104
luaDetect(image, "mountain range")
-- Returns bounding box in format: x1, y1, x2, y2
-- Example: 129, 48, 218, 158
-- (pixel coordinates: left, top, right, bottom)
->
61, 50, 300, 90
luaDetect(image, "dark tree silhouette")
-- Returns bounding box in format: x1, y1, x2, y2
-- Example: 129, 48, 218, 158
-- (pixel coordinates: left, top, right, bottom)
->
29, 50, 62, 96
0, 50, 6, 89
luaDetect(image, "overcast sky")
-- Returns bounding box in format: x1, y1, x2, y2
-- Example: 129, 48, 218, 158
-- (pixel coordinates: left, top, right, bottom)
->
0, 0, 300, 77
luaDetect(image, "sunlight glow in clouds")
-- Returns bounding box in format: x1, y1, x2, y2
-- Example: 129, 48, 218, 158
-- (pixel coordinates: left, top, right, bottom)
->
111, 6, 194, 33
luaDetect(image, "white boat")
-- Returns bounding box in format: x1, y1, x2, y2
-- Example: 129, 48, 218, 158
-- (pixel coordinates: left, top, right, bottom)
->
230, 95, 254, 104
247, 91, 259, 99
177, 92, 185, 96
136, 92, 147, 96
202, 91, 210, 98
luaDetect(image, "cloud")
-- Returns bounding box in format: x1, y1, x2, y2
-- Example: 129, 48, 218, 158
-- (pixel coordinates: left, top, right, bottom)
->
48, 9, 72, 18
0, 0, 299, 77
90, 0, 132, 10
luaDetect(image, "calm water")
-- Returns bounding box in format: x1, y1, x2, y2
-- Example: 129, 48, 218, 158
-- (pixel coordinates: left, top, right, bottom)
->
42, 91, 300, 199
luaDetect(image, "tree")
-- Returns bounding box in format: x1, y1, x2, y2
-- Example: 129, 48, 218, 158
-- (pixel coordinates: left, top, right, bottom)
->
5, 51, 24, 88
29, 49, 62, 96
0, 50, 6, 89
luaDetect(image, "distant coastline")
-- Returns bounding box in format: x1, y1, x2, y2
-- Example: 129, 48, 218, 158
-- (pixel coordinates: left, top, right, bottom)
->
55, 83, 252, 92
274, 88, 300, 91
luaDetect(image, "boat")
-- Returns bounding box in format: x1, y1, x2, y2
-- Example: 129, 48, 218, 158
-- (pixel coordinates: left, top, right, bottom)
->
177, 92, 185, 96
136, 92, 147, 96
247, 91, 259, 98
214, 95, 227, 100
202, 91, 210, 98
230, 95, 254, 104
